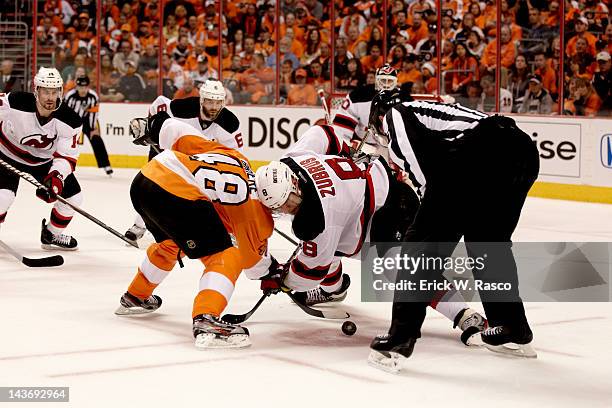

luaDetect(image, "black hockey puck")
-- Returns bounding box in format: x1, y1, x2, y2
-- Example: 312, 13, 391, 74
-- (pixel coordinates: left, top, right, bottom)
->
341, 320, 357, 336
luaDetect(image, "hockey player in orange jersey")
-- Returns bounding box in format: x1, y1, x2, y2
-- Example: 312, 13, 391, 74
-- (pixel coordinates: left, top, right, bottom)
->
114, 114, 275, 349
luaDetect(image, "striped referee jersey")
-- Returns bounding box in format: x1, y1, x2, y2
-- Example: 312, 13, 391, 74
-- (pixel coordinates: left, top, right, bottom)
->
383, 100, 489, 197
64, 88, 99, 133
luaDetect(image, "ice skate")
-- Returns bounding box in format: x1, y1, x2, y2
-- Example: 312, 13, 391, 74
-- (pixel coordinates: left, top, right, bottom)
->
482, 325, 537, 358
293, 274, 351, 306
367, 334, 416, 374
454, 307, 488, 346
40, 219, 78, 251
104, 166, 113, 176
124, 224, 146, 242
115, 291, 162, 315
193, 314, 251, 349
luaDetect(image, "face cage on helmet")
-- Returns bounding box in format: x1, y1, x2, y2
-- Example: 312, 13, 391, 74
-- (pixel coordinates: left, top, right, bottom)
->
375, 75, 398, 91
34, 86, 63, 112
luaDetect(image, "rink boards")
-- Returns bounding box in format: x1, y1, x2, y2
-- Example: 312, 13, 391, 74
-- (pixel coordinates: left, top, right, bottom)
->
78, 103, 612, 203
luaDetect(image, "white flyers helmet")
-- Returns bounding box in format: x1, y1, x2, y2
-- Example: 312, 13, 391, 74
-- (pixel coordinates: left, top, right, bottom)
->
375, 64, 398, 91
199, 79, 226, 120
255, 161, 300, 209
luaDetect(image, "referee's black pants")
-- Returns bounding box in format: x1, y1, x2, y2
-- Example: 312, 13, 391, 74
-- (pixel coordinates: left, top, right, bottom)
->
389, 116, 540, 340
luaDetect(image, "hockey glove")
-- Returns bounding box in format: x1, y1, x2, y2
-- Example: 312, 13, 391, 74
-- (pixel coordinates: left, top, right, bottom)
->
260, 257, 290, 295
131, 111, 170, 147
36, 170, 63, 203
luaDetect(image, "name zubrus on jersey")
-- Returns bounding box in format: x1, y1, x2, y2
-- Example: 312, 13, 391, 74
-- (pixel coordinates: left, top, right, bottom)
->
299, 157, 335, 198
249, 117, 311, 148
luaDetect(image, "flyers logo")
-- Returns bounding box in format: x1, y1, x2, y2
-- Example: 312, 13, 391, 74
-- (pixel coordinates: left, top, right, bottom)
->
21, 133, 57, 150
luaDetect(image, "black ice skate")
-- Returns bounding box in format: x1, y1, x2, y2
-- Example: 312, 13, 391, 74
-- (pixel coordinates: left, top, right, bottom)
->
114, 291, 162, 315
193, 314, 250, 349
293, 274, 351, 306
103, 166, 114, 176
124, 224, 146, 242
453, 307, 488, 346
481, 325, 537, 358
368, 333, 417, 374
40, 219, 78, 251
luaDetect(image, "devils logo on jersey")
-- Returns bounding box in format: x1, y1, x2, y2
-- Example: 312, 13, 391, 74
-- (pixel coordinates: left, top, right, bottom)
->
20, 133, 57, 149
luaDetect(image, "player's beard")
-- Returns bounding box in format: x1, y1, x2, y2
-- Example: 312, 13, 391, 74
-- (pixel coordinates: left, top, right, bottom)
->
201, 106, 220, 121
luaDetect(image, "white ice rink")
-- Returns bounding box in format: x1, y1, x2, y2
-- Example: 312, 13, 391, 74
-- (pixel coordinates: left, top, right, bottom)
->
1, 167, 611, 408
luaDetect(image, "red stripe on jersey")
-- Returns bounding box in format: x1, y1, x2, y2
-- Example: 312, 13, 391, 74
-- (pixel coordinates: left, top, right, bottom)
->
290, 258, 330, 281
50, 208, 72, 228
332, 114, 357, 131
321, 263, 343, 286
53, 152, 77, 171
0, 121, 51, 165
321, 125, 341, 155
0, 212, 6, 223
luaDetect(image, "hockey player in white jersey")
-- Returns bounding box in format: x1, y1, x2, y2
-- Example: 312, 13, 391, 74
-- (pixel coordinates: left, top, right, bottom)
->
282, 101, 486, 346
0, 67, 83, 250
125, 79, 243, 242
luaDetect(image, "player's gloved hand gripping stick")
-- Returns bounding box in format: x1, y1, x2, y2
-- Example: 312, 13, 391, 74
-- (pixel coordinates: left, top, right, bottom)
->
0, 158, 138, 249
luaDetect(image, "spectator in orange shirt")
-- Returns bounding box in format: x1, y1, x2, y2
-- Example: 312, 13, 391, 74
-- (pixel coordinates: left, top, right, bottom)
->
481, 25, 516, 74
288, 68, 317, 105
121, 24, 142, 54
346, 25, 362, 57
452, 42, 478, 93
239, 36, 258, 70
120, 2, 139, 33
421, 62, 438, 94
138, 22, 157, 49
397, 54, 422, 85
280, 12, 305, 43
191, 55, 219, 86
360, 44, 385, 73
534, 51, 557, 97
173, 76, 200, 99
542, 1, 560, 27
76, 12, 95, 41
566, 16, 598, 57
406, 12, 428, 48
240, 53, 275, 104
573, 76, 602, 116
388, 44, 409, 70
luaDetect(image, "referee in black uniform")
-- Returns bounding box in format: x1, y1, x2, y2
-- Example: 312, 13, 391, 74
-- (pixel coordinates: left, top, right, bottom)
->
64, 76, 113, 175
367, 91, 540, 368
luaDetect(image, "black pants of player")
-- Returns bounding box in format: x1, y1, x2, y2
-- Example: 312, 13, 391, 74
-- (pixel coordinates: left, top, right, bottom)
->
130, 172, 232, 259
0, 153, 82, 199
389, 115, 540, 339
84, 131, 111, 169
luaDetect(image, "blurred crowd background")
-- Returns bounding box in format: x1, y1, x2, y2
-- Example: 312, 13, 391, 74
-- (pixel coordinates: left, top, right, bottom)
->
0, 0, 611, 116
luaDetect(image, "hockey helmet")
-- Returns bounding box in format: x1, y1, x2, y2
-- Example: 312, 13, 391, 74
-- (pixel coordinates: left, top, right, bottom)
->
375, 64, 398, 91
368, 90, 403, 144
255, 161, 301, 210
199, 79, 226, 121
33, 67, 64, 111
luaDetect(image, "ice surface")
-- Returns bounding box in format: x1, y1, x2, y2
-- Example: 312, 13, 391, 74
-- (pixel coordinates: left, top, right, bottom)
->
1, 168, 611, 407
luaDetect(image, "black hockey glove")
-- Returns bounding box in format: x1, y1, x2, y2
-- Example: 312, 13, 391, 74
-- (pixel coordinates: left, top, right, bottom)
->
260, 257, 290, 295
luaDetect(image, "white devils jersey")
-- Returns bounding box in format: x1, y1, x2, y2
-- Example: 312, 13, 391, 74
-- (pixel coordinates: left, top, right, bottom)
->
148, 95, 243, 151
284, 124, 352, 158
281, 153, 390, 291
0, 92, 82, 178
333, 85, 376, 140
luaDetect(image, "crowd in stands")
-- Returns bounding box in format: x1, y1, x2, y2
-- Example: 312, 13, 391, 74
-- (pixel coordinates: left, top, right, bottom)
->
19, 0, 611, 115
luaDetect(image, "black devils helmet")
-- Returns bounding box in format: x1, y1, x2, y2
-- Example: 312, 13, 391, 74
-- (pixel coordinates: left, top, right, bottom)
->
368, 90, 403, 135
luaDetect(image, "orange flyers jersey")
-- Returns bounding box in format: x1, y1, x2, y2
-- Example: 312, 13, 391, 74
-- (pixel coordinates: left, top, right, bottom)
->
141, 128, 273, 275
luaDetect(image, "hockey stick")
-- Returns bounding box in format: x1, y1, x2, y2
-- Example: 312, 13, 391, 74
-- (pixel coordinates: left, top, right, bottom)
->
222, 243, 303, 324
0, 239, 64, 267
274, 227, 298, 246
0, 158, 139, 248
317, 89, 332, 125
286, 291, 350, 320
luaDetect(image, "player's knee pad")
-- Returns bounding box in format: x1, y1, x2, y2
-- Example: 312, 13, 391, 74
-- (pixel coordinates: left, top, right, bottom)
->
62, 190, 83, 207
200, 246, 242, 284
0, 189, 16, 213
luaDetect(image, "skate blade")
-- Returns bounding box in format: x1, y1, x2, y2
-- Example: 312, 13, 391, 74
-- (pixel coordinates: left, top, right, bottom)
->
484, 342, 537, 358
41, 244, 78, 252
195, 333, 251, 349
367, 350, 405, 374
464, 332, 484, 347
114, 305, 157, 316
